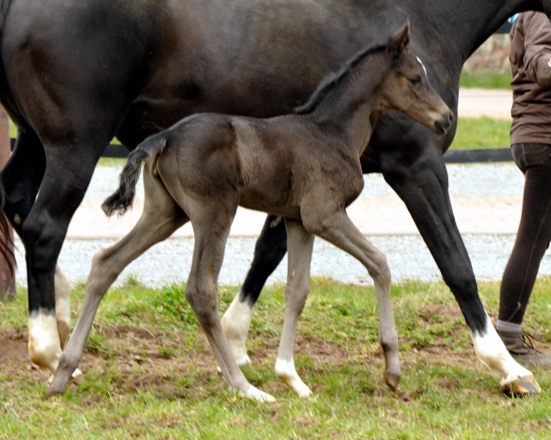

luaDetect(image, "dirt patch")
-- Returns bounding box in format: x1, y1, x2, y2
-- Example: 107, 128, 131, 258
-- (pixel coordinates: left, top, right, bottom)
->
422, 304, 463, 322
0, 327, 29, 364
0, 321, 542, 399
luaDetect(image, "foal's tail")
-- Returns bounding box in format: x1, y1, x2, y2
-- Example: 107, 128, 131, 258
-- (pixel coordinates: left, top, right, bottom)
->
102, 134, 168, 217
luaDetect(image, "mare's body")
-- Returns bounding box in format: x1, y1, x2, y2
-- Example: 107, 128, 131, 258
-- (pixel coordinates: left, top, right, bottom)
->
0, 0, 549, 394
48, 28, 452, 400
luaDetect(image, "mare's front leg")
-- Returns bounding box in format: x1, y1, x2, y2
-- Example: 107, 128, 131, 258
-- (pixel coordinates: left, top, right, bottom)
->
374, 120, 540, 394
274, 218, 315, 397
47, 169, 188, 397
221, 215, 287, 365
302, 207, 401, 391
185, 199, 274, 402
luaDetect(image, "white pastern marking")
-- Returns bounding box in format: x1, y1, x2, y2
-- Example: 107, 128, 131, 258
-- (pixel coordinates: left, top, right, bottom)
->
416, 56, 428, 76
221, 293, 253, 365
54, 266, 72, 325
472, 315, 532, 386
275, 358, 312, 397
28, 310, 62, 374
238, 385, 276, 402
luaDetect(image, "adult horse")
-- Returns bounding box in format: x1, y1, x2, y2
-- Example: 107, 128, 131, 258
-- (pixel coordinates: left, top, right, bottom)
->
0, 0, 548, 395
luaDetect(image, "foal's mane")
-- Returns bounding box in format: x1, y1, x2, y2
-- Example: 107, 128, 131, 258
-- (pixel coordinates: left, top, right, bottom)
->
293, 39, 392, 115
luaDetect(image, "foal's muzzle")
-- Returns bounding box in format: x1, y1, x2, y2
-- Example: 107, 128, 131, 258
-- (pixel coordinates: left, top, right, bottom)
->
434, 110, 454, 135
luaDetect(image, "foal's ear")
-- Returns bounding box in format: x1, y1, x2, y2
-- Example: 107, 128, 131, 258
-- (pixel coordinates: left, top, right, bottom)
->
390, 21, 410, 52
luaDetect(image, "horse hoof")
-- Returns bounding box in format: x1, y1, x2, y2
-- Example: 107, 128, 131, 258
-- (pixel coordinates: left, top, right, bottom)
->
44, 383, 65, 399
239, 385, 276, 402
384, 371, 401, 391
44, 374, 72, 398
501, 375, 542, 396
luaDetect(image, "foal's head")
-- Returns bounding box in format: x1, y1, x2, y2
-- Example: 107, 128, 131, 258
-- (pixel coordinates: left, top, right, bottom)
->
378, 23, 454, 135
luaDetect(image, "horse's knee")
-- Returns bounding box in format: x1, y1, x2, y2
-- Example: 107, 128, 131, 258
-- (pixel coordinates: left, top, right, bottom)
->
185, 282, 218, 326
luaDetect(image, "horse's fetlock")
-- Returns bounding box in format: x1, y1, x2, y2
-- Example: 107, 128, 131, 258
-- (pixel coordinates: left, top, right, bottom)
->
380, 339, 398, 354
58, 351, 80, 372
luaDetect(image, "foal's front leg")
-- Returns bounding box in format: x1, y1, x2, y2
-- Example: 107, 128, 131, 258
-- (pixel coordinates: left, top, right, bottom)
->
303, 208, 401, 391
274, 218, 315, 397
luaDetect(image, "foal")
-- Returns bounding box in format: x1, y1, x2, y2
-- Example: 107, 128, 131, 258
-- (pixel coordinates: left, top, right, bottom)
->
47, 24, 453, 400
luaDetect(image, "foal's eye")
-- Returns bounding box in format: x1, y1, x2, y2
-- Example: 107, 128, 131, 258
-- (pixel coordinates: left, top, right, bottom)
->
409, 76, 422, 86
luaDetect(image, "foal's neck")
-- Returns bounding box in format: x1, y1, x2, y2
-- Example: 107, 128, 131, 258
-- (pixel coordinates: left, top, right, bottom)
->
306, 51, 391, 157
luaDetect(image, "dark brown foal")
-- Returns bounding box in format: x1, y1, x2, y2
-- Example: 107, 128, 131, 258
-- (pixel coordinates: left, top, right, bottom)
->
47, 24, 452, 400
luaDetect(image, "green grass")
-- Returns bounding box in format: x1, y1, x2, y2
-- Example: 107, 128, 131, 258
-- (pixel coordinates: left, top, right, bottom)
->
1, 277, 551, 439
450, 117, 510, 150
460, 71, 512, 90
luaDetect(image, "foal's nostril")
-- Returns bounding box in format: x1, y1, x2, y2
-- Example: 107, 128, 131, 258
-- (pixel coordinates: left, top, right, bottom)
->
435, 110, 454, 134
434, 111, 454, 135
447, 111, 454, 126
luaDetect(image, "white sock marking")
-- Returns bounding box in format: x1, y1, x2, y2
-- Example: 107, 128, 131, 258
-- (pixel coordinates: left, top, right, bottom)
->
472, 314, 533, 387
28, 310, 62, 374
54, 266, 72, 327
275, 358, 311, 397
221, 293, 253, 365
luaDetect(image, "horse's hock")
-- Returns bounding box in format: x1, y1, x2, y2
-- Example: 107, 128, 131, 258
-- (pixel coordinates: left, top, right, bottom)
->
464, 34, 511, 73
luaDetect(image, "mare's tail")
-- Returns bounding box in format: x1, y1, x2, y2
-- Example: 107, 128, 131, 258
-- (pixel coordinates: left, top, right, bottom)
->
102, 134, 168, 217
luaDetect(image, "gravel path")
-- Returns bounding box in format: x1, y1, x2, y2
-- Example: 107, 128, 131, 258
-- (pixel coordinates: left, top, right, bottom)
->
15, 162, 548, 288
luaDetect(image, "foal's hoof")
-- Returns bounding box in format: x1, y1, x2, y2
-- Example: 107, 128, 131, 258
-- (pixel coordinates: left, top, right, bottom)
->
44, 370, 78, 398
239, 385, 276, 402
384, 370, 401, 391
501, 374, 542, 396
45, 382, 66, 398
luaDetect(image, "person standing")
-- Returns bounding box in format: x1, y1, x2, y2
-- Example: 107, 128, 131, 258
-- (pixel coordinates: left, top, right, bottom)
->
496, 11, 551, 367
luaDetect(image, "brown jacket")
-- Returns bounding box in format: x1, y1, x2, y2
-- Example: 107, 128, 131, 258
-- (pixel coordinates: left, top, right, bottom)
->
510, 11, 551, 145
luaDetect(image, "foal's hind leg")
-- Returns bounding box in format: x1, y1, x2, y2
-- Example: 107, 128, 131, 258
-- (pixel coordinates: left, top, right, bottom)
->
46, 169, 187, 397
303, 209, 401, 391
274, 218, 314, 397
185, 201, 274, 402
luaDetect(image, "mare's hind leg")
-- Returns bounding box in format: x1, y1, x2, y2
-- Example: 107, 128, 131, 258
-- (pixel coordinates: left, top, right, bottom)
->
303, 209, 401, 391
222, 215, 287, 365
46, 168, 188, 397
1, 127, 78, 361
54, 266, 72, 348
185, 201, 274, 402
1, 128, 72, 345
14, 141, 104, 375
274, 218, 314, 397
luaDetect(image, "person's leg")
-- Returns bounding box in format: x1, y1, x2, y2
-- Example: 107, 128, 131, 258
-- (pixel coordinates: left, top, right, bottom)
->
498, 143, 551, 366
